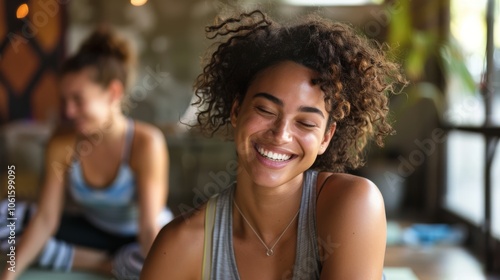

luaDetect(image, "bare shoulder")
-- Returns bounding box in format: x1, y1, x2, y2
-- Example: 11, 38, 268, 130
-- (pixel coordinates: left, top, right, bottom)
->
129, 120, 167, 167
315, 172, 386, 247
131, 120, 166, 148
315, 172, 387, 278
316, 172, 384, 211
45, 124, 78, 167
141, 205, 206, 280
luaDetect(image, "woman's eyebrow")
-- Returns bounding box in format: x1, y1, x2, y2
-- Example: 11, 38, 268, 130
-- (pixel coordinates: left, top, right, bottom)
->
253, 92, 283, 106
253, 92, 324, 118
298, 106, 325, 119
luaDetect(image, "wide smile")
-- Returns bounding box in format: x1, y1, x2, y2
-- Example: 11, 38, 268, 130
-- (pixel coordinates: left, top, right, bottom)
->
255, 144, 295, 162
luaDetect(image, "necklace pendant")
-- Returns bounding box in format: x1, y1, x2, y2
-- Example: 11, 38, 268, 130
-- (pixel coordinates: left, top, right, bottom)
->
266, 249, 274, 256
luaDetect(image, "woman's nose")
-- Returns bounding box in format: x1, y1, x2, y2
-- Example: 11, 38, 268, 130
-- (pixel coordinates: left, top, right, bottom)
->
270, 118, 293, 144
65, 101, 77, 119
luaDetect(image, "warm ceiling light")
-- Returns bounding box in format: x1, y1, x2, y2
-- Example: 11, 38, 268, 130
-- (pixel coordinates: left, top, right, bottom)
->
16, 3, 29, 19
130, 0, 148, 6
283, 0, 380, 5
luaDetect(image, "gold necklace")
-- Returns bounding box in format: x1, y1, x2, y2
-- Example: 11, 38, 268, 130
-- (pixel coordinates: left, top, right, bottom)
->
233, 200, 300, 256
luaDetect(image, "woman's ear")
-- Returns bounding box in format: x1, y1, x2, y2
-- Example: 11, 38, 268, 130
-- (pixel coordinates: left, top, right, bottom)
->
318, 122, 336, 155
230, 100, 240, 128
107, 79, 124, 104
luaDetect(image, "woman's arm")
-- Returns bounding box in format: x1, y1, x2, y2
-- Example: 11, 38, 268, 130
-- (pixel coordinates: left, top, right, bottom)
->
133, 124, 169, 257
1, 136, 69, 280
141, 209, 205, 280
316, 174, 387, 280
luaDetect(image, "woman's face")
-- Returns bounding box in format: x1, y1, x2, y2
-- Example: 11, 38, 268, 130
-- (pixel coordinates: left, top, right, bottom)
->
231, 60, 335, 188
60, 68, 118, 134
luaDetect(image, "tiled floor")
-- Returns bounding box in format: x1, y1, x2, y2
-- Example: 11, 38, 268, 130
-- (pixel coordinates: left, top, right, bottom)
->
385, 244, 498, 280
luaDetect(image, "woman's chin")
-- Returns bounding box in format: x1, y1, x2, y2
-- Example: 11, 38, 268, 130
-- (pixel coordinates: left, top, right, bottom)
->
73, 121, 92, 134
245, 168, 289, 188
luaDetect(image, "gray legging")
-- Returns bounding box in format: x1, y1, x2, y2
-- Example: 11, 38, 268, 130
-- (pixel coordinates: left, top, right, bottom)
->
112, 243, 144, 280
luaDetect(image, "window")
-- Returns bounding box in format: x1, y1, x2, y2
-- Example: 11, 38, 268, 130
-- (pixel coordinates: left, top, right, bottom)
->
492, 144, 500, 239
445, 131, 485, 225
445, 0, 487, 126
444, 1, 500, 273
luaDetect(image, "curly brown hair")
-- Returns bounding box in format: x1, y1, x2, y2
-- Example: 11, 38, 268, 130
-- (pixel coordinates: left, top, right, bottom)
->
193, 10, 406, 172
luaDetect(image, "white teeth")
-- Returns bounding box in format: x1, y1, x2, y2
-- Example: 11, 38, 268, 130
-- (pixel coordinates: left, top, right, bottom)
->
257, 146, 291, 161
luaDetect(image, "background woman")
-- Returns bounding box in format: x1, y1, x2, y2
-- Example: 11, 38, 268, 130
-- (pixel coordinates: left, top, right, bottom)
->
0, 28, 172, 280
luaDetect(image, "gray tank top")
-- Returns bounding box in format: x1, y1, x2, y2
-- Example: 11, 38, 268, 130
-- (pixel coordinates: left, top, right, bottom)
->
208, 169, 321, 280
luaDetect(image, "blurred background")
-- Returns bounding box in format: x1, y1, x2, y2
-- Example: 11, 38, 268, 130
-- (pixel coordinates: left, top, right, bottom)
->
0, 0, 499, 279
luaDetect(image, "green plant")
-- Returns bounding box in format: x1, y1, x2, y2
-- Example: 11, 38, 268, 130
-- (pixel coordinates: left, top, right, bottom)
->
387, 0, 477, 120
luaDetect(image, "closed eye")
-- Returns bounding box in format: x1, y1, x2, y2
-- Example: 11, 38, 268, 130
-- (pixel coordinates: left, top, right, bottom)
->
298, 121, 318, 128
255, 106, 275, 116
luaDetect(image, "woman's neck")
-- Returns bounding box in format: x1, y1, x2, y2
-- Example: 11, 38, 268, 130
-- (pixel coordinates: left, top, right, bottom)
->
80, 113, 128, 144
232, 171, 304, 241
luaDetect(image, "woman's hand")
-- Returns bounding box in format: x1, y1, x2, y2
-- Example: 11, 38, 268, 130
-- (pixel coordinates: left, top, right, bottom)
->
1, 269, 17, 280
0, 134, 69, 278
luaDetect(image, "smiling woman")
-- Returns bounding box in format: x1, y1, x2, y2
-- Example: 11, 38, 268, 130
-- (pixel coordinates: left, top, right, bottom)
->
142, 9, 406, 280
230, 61, 334, 189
